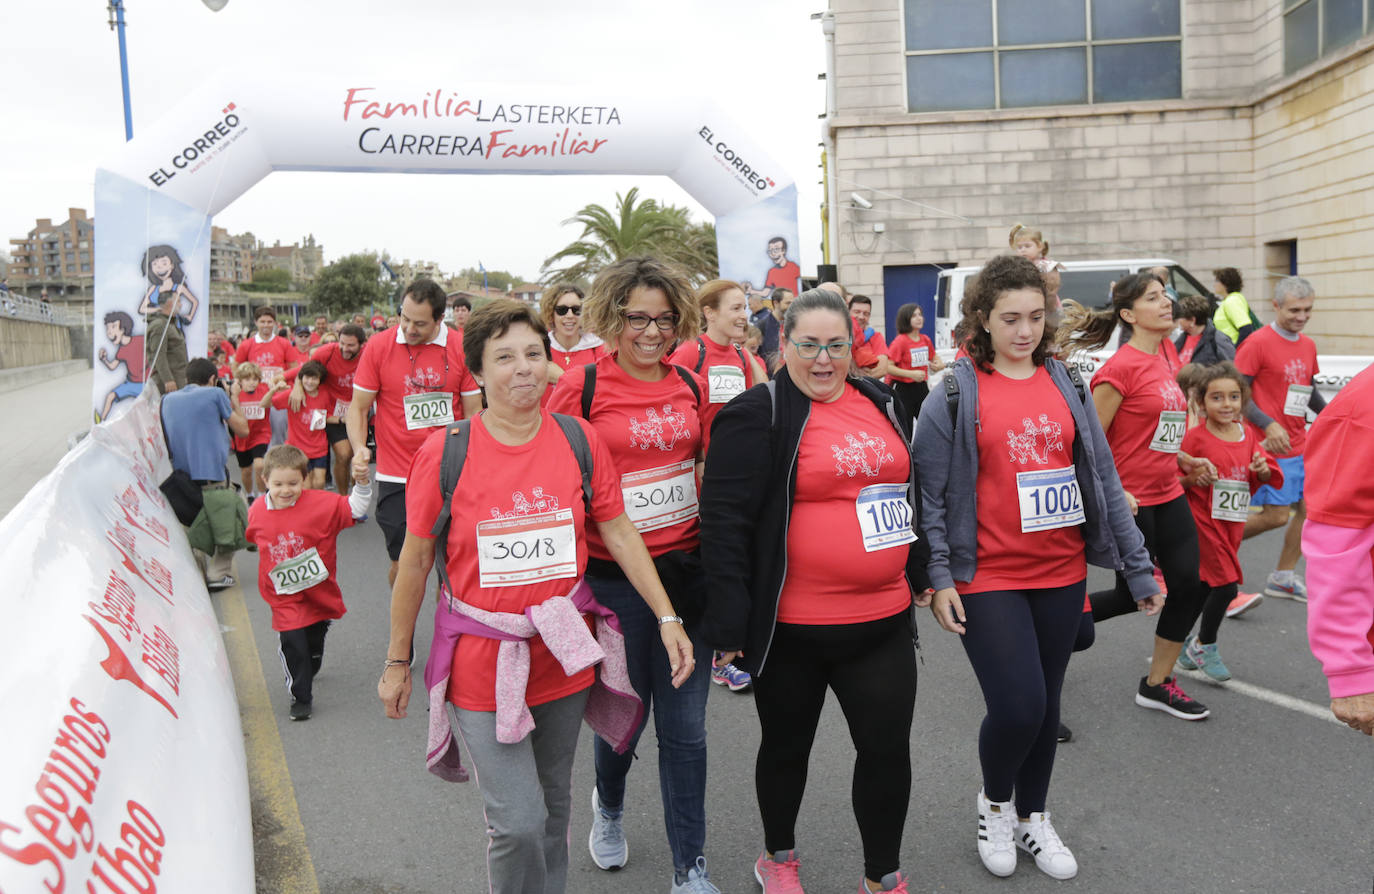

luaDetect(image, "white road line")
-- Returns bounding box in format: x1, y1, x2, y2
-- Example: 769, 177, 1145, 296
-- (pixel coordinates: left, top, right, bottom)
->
1174, 667, 1343, 726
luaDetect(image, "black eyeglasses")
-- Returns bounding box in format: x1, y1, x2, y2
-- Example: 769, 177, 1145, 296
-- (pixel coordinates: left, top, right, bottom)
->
554, 305, 582, 316
624, 312, 680, 332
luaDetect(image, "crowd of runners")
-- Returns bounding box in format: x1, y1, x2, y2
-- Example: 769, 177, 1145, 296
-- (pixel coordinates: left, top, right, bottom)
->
195, 226, 1371, 894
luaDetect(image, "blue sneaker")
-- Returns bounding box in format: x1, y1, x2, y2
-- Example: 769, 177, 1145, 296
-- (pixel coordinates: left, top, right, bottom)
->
1184, 636, 1233, 682
1264, 573, 1307, 602
711, 660, 752, 692
588, 788, 627, 870
1176, 634, 1201, 671
670, 856, 721, 894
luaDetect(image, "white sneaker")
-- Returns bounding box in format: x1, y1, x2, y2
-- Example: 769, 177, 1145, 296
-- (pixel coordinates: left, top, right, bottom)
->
1015, 811, 1078, 880
976, 789, 1017, 877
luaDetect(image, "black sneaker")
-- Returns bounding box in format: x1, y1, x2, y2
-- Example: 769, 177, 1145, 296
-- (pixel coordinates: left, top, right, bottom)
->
1134, 676, 1209, 720
1057, 721, 1072, 743
289, 700, 312, 721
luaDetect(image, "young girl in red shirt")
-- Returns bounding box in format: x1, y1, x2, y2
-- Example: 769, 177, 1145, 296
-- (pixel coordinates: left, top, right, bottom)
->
1176, 362, 1280, 681
885, 303, 943, 414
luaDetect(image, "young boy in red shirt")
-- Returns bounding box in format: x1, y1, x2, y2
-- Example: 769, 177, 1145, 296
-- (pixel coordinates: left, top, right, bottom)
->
231, 361, 273, 500
268, 360, 335, 490
245, 444, 372, 720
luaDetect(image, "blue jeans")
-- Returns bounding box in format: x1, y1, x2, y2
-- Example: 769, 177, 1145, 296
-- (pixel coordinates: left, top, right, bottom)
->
589, 573, 710, 873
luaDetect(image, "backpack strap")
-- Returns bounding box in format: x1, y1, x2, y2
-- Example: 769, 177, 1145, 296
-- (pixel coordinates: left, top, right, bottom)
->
671, 365, 702, 404
765, 378, 780, 430
943, 370, 960, 427
430, 419, 472, 601
549, 413, 594, 511
693, 338, 707, 373
1067, 364, 1087, 405
580, 362, 597, 420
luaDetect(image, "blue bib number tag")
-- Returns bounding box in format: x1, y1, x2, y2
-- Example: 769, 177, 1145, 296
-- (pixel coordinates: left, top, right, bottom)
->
854, 482, 917, 553
1016, 465, 1086, 533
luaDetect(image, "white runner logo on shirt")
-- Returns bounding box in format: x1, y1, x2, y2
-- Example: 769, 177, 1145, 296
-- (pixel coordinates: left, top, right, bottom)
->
1283, 358, 1309, 385
1006, 415, 1064, 465
1159, 382, 1186, 411
405, 366, 444, 390
629, 404, 691, 452
831, 431, 894, 478
266, 531, 306, 566
489, 487, 562, 519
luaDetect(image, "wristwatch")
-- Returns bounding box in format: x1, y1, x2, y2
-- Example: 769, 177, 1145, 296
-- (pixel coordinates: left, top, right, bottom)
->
657, 615, 684, 627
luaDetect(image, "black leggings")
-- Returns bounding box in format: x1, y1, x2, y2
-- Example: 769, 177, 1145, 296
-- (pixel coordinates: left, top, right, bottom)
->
959, 581, 1085, 816
753, 612, 916, 881
1197, 582, 1238, 644
1089, 494, 1206, 643
893, 380, 930, 418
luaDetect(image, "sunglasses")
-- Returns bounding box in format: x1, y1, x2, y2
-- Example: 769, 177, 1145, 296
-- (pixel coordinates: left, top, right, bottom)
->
554, 305, 582, 316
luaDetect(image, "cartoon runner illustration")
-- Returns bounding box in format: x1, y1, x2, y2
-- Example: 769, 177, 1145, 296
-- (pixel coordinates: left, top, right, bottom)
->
98, 310, 145, 420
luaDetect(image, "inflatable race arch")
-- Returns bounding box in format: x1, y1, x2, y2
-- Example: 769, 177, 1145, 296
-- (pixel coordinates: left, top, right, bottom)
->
91, 73, 800, 416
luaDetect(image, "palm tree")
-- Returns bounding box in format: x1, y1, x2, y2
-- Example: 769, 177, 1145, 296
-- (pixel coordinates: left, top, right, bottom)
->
540, 188, 718, 286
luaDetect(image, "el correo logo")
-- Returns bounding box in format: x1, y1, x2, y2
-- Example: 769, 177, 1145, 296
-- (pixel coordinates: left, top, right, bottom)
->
698, 125, 775, 192
147, 103, 243, 187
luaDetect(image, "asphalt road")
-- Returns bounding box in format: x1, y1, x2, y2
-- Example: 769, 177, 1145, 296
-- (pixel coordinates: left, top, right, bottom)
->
222, 486, 1373, 894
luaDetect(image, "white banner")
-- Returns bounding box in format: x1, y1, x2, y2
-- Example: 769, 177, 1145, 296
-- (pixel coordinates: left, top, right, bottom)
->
91, 72, 798, 417
0, 389, 254, 892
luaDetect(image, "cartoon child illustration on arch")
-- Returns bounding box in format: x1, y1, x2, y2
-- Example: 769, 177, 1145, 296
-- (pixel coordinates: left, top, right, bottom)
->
98, 310, 145, 420
137, 244, 199, 325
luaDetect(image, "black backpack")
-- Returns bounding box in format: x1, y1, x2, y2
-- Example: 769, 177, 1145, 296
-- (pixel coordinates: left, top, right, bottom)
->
692, 337, 749, 376
427, 414, 594, 601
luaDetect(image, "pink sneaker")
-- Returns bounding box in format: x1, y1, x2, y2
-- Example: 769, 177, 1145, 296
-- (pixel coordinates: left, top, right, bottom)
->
860, 870, 909, 892
754, 849, 805, 893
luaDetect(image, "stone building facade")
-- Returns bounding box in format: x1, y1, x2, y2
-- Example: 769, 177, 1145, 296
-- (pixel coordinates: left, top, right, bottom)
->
825, 0, 1374, 353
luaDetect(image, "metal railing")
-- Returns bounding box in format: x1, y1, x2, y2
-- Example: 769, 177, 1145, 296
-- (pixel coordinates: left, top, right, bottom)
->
0, 293, 88, 326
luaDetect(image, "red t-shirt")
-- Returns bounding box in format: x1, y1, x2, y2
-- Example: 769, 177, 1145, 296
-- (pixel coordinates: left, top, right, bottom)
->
777, 385, 914, 624
405, 412, 625, 711
1179, 333, 1201, 364
245, 489, 356, 631
546, 355, 706, 559
309, 331, 324, 346
542, 344, 604, 408
352, 326, 481, 481
959, 367, 1086, 593
272, 387, 335, 459
286, 341, 362, 417
1181, 422, 1282, 587
234, 382, 273, 450
667, 335, 757, 447
1304, 364, 1374, 528
885, 333, 935, 385
234, 335, 298, 382
764, 261, 801, 295
116, 337, 146, 382
1093, 341, 1188, 507
1234, 325, 1320, 458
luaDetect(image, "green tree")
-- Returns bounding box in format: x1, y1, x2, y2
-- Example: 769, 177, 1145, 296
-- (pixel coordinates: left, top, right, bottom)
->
456, 267, 524, 292
240, 266, 292, 292
305, 254, 391, 318
540, 187, 718, 286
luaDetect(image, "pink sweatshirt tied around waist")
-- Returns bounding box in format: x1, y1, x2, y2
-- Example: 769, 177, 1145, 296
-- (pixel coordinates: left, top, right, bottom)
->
423, 577, 644, 782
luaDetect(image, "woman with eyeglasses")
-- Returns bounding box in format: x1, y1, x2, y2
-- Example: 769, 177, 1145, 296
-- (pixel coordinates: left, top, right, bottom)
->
700, 287, 931, 894
546, 257, 718, 893
541, 284, 604, 389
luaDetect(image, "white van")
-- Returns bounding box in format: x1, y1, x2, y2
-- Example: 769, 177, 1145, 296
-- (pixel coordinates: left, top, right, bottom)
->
930, 258, 1370, 401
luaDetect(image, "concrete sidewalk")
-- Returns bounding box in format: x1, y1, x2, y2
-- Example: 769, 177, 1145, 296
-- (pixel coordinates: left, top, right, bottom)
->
0, 367, 93, 518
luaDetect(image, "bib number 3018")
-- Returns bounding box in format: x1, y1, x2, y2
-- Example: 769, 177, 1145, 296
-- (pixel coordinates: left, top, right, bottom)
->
854, 482, 917, 553
476, 509, 577, 587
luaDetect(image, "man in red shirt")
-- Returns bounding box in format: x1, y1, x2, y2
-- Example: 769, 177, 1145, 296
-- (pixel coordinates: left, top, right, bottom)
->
1235, 276, 1327, 605
848, 294, 891, 379
309, 314, 330, 346
348, 280, 483, 585
235, 306, 299, 384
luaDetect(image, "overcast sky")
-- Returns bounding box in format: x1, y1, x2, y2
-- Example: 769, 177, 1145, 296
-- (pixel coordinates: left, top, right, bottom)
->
1, 0, 828, 284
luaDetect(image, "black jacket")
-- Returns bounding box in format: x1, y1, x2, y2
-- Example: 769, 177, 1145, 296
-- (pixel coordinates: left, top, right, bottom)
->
1175, 320, 1236, 367
699, 369, 931, 677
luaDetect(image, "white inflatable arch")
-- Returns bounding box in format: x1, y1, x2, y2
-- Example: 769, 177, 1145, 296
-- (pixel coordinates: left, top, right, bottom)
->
91, 73, 798, 415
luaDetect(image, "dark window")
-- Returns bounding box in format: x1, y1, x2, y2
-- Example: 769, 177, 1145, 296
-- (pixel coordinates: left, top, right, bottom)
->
1002, 48, 1088, 107
906, 52, 996, 112
998, 0, 1085, 45
1094, 42, 1182, 103
1284, 0, 1370, 74
906, 0, 992, 51
1092, 0, 1181, 40
1059, 269, 1129, 310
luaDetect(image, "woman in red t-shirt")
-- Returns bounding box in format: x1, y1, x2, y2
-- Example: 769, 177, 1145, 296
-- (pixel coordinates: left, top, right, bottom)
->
1175, 363, 1280, 683
541, 284, 604, 399
668, 279, 768, 449
919, 256, 1156, 882
701, 288, 930, 892
1061, 273, 1216, 720
885, 303, 943, 415
378, 300, 692, 894
546, 258, 720, 889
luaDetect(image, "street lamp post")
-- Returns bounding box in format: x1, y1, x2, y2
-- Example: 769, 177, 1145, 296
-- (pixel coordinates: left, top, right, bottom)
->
107, 0, 229, 142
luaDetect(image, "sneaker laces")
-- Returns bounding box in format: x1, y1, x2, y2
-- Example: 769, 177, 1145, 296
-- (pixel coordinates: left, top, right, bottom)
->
1160, 679, 1189, 702
678, 857, 721, 894
982, 806, 1016, 855
758, 852, 804, 893
1028, 813, 1068, 855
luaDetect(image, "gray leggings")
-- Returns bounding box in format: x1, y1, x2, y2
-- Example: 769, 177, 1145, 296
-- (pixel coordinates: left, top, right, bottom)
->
453, 688, 590, 894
